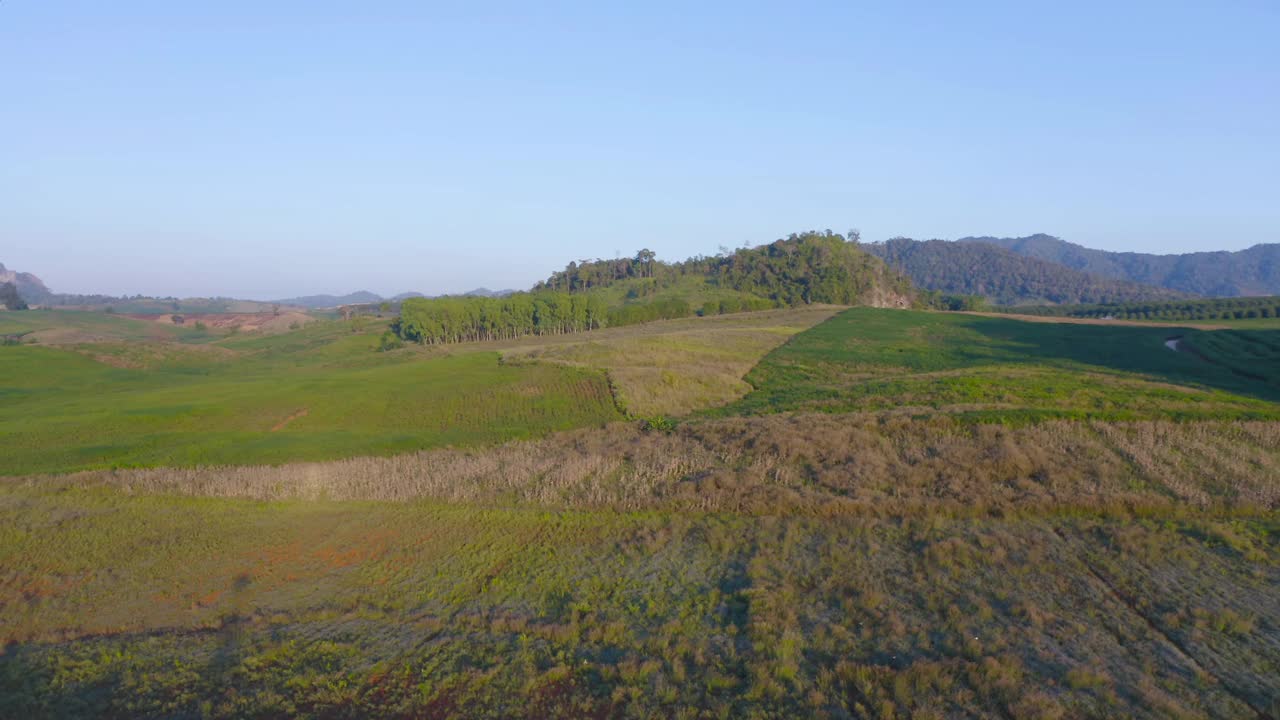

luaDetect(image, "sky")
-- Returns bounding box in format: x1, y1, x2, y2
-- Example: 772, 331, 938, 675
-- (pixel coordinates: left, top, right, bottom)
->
2, 1, 1277, 299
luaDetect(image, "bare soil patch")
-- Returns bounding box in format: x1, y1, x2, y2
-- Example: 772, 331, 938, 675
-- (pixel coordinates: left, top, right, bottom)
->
271, 409, 310, 432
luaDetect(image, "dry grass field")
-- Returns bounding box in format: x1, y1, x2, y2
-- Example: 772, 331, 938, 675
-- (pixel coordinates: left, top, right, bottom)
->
499, 306, 840, 416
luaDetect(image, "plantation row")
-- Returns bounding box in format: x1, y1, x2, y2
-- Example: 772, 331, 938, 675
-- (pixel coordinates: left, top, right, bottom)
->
392, 293, 610, 345
392, 291, 780, 346
1002, 295, 1280, 321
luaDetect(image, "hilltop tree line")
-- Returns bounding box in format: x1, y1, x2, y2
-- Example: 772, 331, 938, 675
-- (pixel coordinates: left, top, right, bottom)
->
539, 231, 913, 305
392, 232, 915, 347
1004, 296, 1280, 322
864, 238, 1186, 306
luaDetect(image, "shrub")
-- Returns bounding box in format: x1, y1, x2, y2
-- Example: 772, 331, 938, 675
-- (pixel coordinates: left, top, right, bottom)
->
639, 415, 677, 434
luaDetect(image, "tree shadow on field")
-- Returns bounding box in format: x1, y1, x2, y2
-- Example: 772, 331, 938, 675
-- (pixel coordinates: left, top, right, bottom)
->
960, 315, 1280, 405
208, 573, 255, 682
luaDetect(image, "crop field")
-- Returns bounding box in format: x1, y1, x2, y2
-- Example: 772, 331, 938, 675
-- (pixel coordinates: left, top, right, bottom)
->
1183, 329, 1280, 388
723, 308, 1280, 422
2, 306, 1278, 718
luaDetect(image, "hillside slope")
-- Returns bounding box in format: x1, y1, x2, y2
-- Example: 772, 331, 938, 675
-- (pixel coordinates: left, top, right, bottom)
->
864, 238, 1184, 305
961, 234, 1280, 297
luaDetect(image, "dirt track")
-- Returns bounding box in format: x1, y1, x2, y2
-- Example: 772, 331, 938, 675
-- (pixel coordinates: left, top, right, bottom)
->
961, 312, 1231, 331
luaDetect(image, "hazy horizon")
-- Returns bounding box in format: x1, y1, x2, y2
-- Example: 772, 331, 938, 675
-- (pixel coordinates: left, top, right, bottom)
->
5, 231, 1279, 301
4, 1, 1277, 299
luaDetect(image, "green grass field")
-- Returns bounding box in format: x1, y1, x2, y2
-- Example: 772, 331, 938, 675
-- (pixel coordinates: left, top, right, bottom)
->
0, 322, 620, 475
721, 308, 1280, 422
2, 305, 1278, 718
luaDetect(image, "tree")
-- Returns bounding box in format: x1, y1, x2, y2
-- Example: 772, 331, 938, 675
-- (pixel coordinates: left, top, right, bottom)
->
0, 283, 28, 310
634, 249, 657, 278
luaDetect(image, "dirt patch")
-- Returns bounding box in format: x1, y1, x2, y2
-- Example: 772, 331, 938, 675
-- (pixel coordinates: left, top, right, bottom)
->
271, 409, 310, 432
131, 312, 315, 334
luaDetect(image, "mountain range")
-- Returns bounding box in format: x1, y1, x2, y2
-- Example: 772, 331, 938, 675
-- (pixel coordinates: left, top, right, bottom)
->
958, 234, 1280, 297
862, 238, 1187, 306
270, 288, 515, 309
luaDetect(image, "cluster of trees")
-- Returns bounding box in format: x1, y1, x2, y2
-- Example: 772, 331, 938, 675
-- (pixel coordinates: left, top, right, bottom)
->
699, 295, 777, 316
392, 292, 608, 344
536, 249, 663, 292
920, 291, 989, 312
864, 238, 1185, 306
963, 234, 1280, 297
0, 282, 28, 311
605, 297, 692, 327
1006, 296, 1280, 321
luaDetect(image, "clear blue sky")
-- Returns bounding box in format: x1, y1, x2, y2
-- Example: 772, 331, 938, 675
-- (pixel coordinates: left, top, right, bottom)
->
2, 1, 1277, 299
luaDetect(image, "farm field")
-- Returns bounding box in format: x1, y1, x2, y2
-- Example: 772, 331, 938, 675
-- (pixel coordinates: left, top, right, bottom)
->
2, 306, 1279, 718
722, 308, 1280, 422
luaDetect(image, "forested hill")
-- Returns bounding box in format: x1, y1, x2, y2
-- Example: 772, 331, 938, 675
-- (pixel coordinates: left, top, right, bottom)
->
394, 232, 915, 345
960, 234, 1280, 297
538, 231, 914, 307
864, 238, 1186, 306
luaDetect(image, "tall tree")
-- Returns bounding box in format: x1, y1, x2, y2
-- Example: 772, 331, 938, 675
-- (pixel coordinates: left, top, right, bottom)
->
0, 282, 28, 311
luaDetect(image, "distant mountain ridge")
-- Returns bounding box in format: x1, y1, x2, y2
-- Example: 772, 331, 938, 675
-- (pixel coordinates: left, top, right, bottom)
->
958, 234, 1280, 297
863, 238, 1186, 306
273, 288, 516, 309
